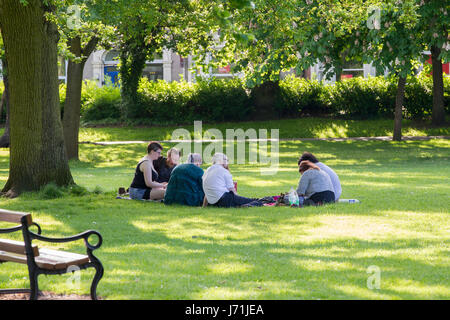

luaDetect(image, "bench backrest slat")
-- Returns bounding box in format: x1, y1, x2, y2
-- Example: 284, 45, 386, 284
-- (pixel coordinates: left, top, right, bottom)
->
0, 209, 32, 225
0, 239, 39, 257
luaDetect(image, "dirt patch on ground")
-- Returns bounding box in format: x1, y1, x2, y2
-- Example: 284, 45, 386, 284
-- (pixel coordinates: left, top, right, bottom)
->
0, 291, 96, 300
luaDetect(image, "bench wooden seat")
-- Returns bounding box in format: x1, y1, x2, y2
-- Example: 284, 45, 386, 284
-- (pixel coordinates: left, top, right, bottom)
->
0, 209, 103, 300
0, 239, 90, 270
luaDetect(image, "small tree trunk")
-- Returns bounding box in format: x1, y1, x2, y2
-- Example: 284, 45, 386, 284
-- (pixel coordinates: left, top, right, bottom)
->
335, 65, 342, 82
119, 44, 148, 118
0, 0, 73, 196
431, 45, 445, 126
251, 81, 281, 120
62, 36, 98, 160
63, 56, 84, 160
393, 76, 406, 142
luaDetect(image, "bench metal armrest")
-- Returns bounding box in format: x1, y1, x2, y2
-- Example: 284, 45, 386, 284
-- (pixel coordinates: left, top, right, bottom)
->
0, 222, 41, 235
0, 225, 21, 234
29, 230, 102, 251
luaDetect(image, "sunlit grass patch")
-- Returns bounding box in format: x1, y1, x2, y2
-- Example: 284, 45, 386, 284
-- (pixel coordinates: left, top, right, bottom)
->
0, 129, 448, 299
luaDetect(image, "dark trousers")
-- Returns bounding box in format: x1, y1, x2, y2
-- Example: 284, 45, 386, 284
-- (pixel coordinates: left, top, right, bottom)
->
304, 190, 335, 206
215, 191, 258, 208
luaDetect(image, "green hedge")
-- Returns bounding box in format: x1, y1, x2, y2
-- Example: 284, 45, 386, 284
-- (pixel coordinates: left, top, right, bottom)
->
55, 74, 449, 124
136, 78, 195, 124
191, 78, 253, 122
280, 73, 449, 120
323, 76, 397, 119
279, 77, 329, 117
59, 80, 122, 123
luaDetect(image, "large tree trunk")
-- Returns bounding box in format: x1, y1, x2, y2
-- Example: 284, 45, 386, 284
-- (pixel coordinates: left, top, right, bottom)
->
0, 0, 73, 197
62, 36, 98, 160
430, 45, 445, 126
0, 56, 10, 148
393, 76, 406, 142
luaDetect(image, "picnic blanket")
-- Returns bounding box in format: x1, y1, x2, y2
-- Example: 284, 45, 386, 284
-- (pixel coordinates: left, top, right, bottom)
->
258, 195, 361, 207
115, 194, 359, 206
116, 196, 163, 203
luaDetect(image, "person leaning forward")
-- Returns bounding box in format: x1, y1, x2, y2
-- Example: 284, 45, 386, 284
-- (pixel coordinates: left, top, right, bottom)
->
129, 141, 167, 201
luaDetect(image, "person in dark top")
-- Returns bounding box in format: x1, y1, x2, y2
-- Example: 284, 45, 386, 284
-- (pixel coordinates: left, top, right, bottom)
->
164, 153, 205, 206
129, 141, 167, 200
153, 148, 180, 183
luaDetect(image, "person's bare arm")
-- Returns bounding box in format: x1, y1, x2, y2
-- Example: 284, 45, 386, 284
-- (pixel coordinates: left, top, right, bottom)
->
142, 161, 165, 189
202, 195, 208, 207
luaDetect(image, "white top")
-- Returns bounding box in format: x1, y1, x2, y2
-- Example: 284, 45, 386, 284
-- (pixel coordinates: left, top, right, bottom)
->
317, 162, 341, 200
202, 164, 234, 204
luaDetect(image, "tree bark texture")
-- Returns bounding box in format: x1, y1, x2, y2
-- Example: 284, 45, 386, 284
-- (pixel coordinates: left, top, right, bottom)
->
62, 36, 98, 160
0, 0, 73, 196
430, 45, 446, 126
393, 76, 406, 142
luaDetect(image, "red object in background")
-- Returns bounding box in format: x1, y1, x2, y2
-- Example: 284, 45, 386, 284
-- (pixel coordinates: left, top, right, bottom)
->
341, 74, 353, 79
218, 65, 231, 74
426, 56, 450, 75
233, 181, 237, 191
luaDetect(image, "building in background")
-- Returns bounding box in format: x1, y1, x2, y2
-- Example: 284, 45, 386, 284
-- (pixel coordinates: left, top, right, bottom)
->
54, 49, 450, 86
57, 48, 197, 86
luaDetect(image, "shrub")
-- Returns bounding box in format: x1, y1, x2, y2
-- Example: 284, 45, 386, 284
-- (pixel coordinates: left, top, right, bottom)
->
69, 184, 89, 196
444, 75, 450, 114
404, 73, 433, 120
136, 77, 252, 124
82, 83, 122, 121
279, 76, 328, 117
59, 83, 66, 116
39, 183, 65, 199
137, 78, 195, 124
92, 185, 104, 195
66, 73, 449, 124
191, 78, 252, 122
323, 76, 396, 119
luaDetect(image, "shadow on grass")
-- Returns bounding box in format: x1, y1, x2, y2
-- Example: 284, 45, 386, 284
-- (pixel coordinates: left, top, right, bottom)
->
1, 196, 448, 299
0, 139, 448, 299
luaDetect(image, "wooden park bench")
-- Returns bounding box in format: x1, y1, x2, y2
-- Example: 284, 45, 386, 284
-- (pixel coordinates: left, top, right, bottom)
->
0, 209, 104, 300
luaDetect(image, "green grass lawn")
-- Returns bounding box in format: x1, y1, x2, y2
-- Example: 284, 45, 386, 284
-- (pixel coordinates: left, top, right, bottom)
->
75, 117, 450, 142
0, 121, 449, 299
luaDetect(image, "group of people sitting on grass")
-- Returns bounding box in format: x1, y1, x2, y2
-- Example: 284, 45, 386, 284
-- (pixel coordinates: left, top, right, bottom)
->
128, 141, 341, 208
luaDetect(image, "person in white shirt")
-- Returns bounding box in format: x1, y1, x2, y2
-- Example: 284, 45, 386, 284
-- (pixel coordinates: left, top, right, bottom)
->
202, 153, 257, 207
298, 152, 342, 201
